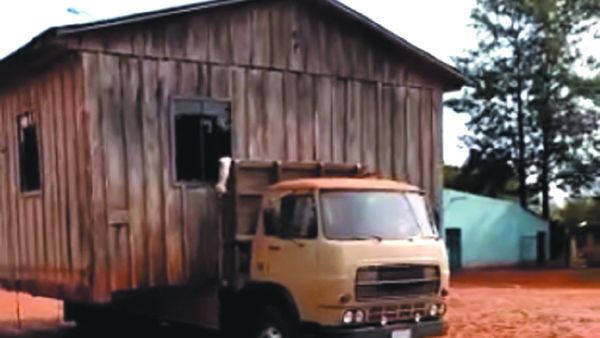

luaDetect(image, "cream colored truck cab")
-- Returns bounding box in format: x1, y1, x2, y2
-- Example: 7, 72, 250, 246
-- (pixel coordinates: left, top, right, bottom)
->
247, 177, 449, 338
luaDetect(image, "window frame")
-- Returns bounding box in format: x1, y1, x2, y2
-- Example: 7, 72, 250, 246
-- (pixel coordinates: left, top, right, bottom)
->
169, 96, 232, 187
16, 111, 43, 195
263, 191, 319, 240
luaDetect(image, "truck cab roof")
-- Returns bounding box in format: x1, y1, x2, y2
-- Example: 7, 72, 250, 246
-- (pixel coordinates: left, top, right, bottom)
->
268, 177, 422, 193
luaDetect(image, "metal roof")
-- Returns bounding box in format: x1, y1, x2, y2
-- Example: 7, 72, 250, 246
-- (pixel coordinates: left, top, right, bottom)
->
0, 0, 466, 88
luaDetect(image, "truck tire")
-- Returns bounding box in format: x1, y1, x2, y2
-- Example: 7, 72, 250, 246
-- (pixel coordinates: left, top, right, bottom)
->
254, 305, 298, 338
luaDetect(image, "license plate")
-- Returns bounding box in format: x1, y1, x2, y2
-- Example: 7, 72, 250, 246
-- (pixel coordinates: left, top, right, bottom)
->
392, 329, 412, 338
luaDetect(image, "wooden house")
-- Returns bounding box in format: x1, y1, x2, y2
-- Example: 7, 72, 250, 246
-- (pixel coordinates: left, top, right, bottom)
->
0, 0, 465, 302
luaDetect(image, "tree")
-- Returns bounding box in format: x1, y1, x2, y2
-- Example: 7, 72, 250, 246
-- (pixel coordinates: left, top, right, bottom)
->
555, 197, 600, 228
444, 149, 517, 198
447, 0, 599, 218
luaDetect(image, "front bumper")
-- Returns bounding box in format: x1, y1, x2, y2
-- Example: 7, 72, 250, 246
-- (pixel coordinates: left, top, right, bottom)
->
309, 320, 448, 338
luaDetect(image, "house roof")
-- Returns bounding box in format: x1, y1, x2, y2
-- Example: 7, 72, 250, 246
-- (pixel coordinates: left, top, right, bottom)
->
269, 177, 422, 193
0, 0, 466, 89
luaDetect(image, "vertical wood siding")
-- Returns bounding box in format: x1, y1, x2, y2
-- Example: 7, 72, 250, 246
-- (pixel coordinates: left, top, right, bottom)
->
1, 0, 448, 301
0, 57, 91, 300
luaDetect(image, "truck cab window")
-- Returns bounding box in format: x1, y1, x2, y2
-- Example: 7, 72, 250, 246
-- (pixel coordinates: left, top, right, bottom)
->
17, 112, 41, 192
173, 99, 231, 183
264, 195, 317, 239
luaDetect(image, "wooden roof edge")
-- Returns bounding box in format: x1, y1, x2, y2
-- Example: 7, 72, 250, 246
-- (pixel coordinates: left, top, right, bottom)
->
1, 0, 467, 89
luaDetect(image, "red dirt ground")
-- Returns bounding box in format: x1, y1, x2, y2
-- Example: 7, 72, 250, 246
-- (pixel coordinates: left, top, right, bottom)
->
0, 269, 599, 337
445, 269, 600, 338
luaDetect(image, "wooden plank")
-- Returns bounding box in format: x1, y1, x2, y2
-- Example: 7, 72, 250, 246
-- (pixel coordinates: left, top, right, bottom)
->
184, 189, 202, 281
72, 60, 92, 287
15, 88, 32, 278
331, 78, 346, 163
251, 6, 271, 67
288, 4, 306, 72
420, 89, 433, 199
40, 72, 58, 285
230, 68, 247, 159
165, 20, 189, 60
210, 65, 230, 99
158, 60, 184, 284
229, 10, 252, 65
283, 73, 298, 161
141, 59, 167, 287
392, 87, 407, 181
246, 69, 264, 159
62, 65, 84, 282
101, 28, 134, 55
121, 57, 147, 288
208, 11, 232, 64
265, 71, 285, 160
269, 2, 290, 69
378, 85, 393, 177
29, 78, 45, 277
315, 76, 332, 161
144, 25, 166, 58
53, 68, 72, 284
406, 88, 421, 187
98, 54, 129, 291
305, 10, 322, 74
19, 85, 37, 275
82, 52, 110, 300
0, 149, 7, 274
186, 15, 209, 61
432, 89, 444, 226
179, 61, 200, 96
3, 93, 19, 281
361, 83, 377, 170
345, 81, 361, 163
0, 98, 10, 277
297, 74, 315, 161
327, 20, 348, 77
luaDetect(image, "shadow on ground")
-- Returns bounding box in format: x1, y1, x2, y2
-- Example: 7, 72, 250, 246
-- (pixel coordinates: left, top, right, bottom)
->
0, 323, 219, 338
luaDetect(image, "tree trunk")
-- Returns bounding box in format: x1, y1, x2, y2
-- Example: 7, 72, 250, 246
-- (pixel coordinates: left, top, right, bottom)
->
516, 50, 528, 209
541, 121, 551, 219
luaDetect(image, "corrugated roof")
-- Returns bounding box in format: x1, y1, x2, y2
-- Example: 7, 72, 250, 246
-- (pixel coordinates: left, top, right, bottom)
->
0, 0, 466, 88
269, 177, 422, 192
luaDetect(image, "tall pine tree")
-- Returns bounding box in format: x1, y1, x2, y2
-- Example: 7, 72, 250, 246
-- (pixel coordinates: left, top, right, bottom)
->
447, 0, 599, 218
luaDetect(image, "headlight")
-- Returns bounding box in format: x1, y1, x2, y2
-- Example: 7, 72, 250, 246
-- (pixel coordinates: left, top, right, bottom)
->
342, 310, 354, 324
354, 309, 365, 323
429, 304, 438, 317
438, 303, 447, 316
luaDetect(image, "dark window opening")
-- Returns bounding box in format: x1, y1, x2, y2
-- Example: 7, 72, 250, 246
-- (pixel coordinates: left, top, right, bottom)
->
264, 195, 318, 239
173, 99, 231, 183
17, 113, 41, 192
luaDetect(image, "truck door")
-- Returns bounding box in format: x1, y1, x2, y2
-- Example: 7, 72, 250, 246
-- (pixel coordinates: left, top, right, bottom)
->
254, 193, 319, 301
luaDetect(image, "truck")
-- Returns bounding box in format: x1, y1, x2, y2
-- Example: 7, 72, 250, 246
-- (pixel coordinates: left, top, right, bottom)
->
64, 159, 449, 338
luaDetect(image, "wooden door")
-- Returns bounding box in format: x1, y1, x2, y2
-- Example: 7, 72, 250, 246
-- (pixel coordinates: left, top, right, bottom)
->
536, 231, 546, 266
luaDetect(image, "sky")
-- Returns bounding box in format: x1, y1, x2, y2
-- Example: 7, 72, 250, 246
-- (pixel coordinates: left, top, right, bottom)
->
0, 0, 477, 167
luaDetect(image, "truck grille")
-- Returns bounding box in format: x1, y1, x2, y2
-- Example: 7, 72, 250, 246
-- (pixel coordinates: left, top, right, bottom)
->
355, 265, 440, 300
367, 303, 428, 323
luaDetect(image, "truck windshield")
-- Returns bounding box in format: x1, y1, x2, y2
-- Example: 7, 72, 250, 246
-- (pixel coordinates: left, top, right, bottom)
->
320, 191, 436, 240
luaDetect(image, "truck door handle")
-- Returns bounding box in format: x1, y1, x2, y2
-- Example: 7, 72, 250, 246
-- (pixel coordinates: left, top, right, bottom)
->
268, 245, 281, 251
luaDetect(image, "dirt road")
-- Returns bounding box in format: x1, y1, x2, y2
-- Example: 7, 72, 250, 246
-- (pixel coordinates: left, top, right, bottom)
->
1, 269, 599, 338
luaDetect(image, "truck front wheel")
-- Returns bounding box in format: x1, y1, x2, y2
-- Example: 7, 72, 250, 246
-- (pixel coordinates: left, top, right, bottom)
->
254, 305, 298, 338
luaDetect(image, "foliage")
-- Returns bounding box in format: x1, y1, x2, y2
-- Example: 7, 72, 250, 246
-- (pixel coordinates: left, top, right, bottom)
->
555, 197, 600, 228
447, 0, 600, 218
444, 149, 518, 198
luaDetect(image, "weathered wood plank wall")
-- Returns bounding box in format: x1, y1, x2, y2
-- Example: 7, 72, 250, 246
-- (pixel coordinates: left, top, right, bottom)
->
75, 0, 444, 298
0, 0, 447, 301
0, 56, 91, 300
